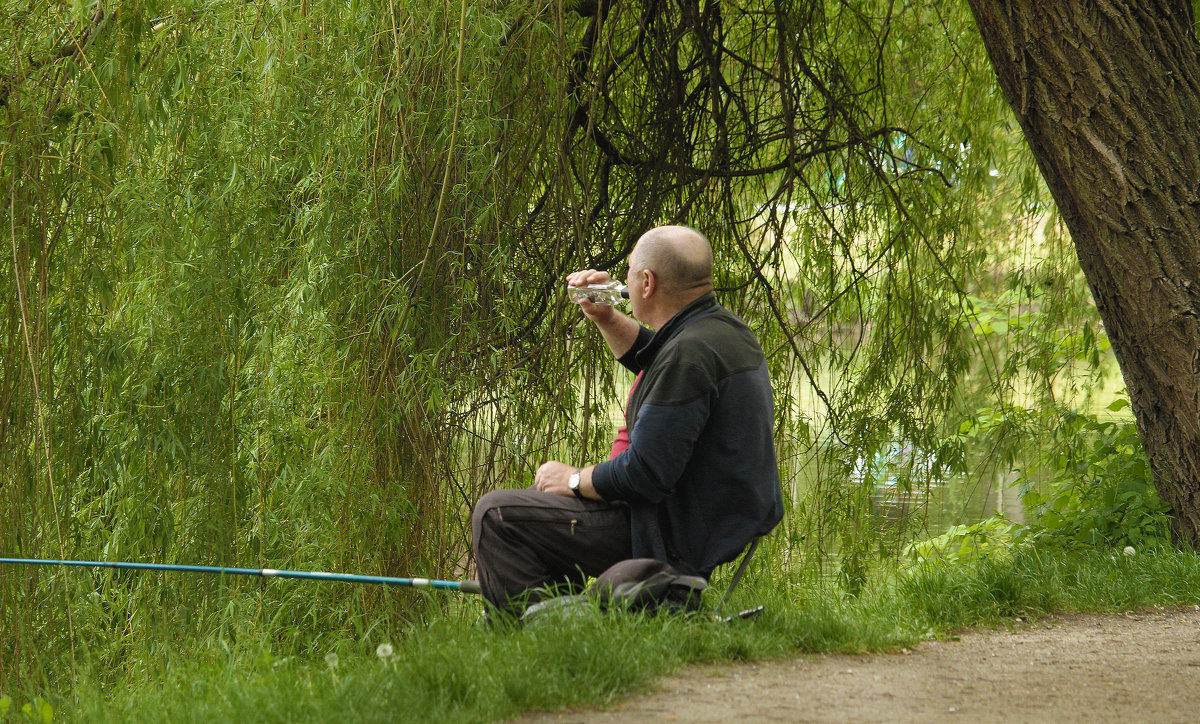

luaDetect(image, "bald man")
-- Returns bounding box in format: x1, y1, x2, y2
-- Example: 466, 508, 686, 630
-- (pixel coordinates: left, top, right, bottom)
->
471, 225, 784, 616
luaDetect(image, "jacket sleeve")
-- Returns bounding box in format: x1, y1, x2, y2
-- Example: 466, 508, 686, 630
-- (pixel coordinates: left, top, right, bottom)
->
616, 326, 654, 373
592, 361, 713, 504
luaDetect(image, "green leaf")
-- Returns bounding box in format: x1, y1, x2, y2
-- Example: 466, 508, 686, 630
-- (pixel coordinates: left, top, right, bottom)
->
1106, 398, 1129, 412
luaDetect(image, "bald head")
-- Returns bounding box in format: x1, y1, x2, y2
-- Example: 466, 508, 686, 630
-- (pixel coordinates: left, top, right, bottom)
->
631, 225, 714, 300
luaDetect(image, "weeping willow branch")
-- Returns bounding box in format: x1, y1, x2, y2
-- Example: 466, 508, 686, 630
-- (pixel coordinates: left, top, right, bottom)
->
7, 151, 75, 658
0, 5, 105, 109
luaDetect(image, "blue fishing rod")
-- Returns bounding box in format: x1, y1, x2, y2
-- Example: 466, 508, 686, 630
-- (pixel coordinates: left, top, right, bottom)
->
0, 557, 482, 594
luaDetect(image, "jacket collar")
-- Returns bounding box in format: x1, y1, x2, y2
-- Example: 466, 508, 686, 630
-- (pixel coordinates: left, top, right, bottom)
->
634, 292, 717, 368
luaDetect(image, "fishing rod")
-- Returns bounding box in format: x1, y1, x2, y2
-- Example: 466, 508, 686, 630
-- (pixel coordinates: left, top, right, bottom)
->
0, 557, 482, 594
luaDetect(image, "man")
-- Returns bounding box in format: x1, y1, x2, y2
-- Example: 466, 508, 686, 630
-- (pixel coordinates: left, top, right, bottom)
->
471, 225, 784, 615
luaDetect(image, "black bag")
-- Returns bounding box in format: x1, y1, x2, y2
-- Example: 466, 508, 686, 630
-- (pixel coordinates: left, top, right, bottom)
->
520, 558, 707, 622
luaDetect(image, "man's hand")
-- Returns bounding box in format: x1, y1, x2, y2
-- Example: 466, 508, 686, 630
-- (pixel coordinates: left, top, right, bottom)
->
534, 461, 599, 499
566, 268, 613, 288
566, 268, 617, 323
533, 461, 576, 496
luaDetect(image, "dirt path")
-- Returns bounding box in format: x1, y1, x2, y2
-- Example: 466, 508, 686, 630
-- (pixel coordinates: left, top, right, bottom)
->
520, 607, 1200, 723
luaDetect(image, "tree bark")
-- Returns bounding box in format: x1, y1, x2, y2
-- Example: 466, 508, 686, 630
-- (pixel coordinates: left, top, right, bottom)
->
967, 0, 1200, 546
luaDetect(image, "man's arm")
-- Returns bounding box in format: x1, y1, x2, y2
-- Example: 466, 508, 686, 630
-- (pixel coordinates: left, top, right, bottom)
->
531, 269, 649, 499
591, 392, 709, 505
586, 304, 640, 359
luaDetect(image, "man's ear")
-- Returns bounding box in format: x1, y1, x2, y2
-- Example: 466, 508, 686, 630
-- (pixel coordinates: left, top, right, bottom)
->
641, 268, 658, 298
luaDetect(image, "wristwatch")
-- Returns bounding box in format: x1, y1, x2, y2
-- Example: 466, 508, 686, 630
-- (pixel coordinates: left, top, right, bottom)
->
568, 468, 585, 500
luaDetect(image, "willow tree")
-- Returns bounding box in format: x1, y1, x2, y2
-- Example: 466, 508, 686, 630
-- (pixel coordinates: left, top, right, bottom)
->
2, 0, 1100, 689
527, 0, 1081, 572
968, 1, 1200, 547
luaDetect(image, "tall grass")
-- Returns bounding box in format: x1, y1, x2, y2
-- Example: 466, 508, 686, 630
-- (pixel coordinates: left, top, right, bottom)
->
28, 547, 1196, 723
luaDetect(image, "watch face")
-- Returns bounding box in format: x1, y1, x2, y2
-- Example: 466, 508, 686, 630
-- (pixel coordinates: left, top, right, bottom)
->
569, 472, 580, 489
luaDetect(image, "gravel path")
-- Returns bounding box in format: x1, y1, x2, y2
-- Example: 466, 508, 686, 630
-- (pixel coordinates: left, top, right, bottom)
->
519, 607, 1200, 723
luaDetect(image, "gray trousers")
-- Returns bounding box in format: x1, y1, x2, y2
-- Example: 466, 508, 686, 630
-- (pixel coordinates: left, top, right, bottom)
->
471, 488, 632, 614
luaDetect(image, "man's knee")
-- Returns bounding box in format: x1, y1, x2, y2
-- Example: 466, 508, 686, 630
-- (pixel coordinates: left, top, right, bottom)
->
472, 488, 540, 556
472, 488, 523, 537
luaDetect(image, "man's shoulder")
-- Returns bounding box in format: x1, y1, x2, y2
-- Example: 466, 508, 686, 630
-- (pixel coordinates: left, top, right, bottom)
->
677, 304, 759, 348
669, 302, 744, 336
660, 305, 764, 372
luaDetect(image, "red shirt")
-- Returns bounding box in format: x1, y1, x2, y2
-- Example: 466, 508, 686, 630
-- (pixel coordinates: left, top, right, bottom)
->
608, 371, 643, 458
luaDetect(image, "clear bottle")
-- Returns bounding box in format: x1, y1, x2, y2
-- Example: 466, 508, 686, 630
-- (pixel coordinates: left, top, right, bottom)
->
567, 281, 629, 306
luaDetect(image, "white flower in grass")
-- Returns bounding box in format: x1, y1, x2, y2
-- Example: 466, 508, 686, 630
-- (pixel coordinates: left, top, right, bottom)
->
325, 652, 339, 669
1123, 546, 1136, 556
375, 643, 395, 659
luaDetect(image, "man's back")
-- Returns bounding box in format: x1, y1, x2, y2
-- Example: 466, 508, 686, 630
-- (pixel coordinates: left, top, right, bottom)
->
591, 294, 784, 576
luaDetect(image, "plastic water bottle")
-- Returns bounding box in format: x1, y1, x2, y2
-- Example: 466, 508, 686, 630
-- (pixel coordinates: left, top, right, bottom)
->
567, 281, 629, 306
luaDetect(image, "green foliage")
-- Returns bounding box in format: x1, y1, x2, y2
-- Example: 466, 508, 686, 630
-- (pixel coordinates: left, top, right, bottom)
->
0, 695, 51, 724
0, 0, 1127, 705
1018, 406, 1171, 550
907, 402, 1171, 565
905, 515, 1021, 565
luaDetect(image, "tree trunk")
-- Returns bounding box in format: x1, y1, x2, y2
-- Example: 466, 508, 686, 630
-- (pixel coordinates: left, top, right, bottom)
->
967, 0, 1200, 546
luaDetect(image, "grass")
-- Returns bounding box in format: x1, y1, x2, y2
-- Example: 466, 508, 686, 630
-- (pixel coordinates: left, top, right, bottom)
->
5, 545, 1196, 723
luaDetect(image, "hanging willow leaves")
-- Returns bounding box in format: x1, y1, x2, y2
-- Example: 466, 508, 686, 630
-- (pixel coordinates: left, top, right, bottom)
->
0, 0, 1106, 689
